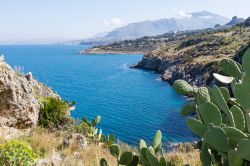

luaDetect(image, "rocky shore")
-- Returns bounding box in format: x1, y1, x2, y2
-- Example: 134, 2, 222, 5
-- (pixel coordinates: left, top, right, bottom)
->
133, 51, 214, 86
80, 47, 144, 55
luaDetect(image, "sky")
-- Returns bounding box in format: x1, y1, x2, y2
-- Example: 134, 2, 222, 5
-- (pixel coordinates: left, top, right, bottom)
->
0, 0, 250, 41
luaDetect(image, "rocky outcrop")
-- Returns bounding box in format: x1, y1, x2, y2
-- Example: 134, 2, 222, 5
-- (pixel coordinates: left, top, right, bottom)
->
241, 17, 250, 27
80, 47, 143, 55
225, 16, 245, 26
134, 53, 212, 86
0, 59, 58, 129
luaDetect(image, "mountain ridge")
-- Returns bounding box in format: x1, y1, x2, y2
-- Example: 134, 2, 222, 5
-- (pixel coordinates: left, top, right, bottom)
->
80, 11, 229, 45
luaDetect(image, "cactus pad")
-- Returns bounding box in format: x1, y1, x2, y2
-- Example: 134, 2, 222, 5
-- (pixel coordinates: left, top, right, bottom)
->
146, 149, 159, 166
153, 130, 162, 152
204, 124, 230, 152
228, 150, 243, 166
230, 106, 245, 131
139, 139, 147, 150
186, 118, 206, 137
220, 58, 242, 80
237, 139, 250, 161
181, 102, 196, 116
199, 101, 222, 126
109, 144, 120, 158
119, 151, 133, 165
242, 48, 250, 76
196, 87, 210, 105
223, 127, 247, 146
173, 80, 194, 95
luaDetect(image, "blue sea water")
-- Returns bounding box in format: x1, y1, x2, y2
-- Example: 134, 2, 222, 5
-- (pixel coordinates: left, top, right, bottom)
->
0, 45, 197, 146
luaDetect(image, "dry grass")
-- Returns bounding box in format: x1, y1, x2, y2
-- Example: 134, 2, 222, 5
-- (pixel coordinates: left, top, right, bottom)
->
29, 128, 63, 156
61, 144, 116, 166
165, 150, 201, 166
60, 145, 201, 166
0, 128, 201, 165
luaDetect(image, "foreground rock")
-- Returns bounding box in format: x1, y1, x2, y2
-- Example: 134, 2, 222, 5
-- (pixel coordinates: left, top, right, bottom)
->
0, 59, 58, 129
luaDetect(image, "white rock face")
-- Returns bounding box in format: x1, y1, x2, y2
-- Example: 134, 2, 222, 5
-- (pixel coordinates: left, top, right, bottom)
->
0, 61, 58, 129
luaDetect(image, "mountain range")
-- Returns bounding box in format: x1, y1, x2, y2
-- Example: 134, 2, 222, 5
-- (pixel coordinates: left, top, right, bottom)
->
80, 11, 230, 45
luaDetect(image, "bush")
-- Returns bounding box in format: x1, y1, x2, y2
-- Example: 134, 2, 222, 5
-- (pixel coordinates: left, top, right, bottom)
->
38, 97, 69, 128
0, 141, 37, 166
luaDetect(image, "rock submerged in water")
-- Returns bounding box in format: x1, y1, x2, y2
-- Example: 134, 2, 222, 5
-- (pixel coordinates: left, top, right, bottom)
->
0, 60, 59, 129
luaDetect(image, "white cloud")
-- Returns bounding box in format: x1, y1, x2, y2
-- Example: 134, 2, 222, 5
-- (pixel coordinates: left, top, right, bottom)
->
172, 8, 192, 19
199, 15, 213, 19
103, 18, 123, 28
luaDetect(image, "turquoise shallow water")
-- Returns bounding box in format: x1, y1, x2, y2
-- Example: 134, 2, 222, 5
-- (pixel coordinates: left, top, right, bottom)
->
0, 45, 197, 146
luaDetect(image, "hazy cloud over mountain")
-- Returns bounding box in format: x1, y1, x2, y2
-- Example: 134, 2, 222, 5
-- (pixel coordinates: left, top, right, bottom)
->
81, 11, 230, 45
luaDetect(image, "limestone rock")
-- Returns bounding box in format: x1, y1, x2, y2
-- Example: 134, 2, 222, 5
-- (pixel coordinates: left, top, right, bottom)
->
63, 133, 87, 149
0, 60, 58, 129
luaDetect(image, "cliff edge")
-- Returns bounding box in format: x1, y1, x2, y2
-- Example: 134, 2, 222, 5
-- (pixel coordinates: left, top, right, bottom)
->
0, 58, 58, 129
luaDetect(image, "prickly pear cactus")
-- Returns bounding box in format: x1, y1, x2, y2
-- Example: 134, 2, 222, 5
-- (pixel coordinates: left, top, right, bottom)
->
220, 58, 242, 80
173, 80, 194, 95
100, 130, 174, 166
173, 48, 250, 165
196, 87, 210, 105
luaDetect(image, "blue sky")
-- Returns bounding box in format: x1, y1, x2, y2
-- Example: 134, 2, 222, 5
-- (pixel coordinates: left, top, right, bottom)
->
0, 0, 250, 41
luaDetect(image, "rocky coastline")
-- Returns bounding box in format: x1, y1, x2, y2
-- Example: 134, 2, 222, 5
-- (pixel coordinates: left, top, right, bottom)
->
132, 53, 213, 86
80, 47, 145, 55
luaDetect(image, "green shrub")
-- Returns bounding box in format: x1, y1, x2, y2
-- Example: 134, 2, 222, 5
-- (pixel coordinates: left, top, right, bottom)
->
0, 141, 37, 166
78, 116, 105, 143
38, 97, 70, 128
173, 48, 250, 165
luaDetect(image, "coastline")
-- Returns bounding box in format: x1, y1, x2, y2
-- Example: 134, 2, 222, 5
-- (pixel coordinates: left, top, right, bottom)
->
79, 48, 145, 55
81, 47, 213, 86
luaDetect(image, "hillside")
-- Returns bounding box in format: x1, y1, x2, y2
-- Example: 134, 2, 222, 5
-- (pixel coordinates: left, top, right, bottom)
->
80, 11, 229, 45
83, 18, 250, 86
82, 29, 218, 54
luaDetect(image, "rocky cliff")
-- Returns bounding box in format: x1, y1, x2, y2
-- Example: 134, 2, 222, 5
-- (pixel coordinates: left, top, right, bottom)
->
134, 23, 250, 86
0, 58, 58, 130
